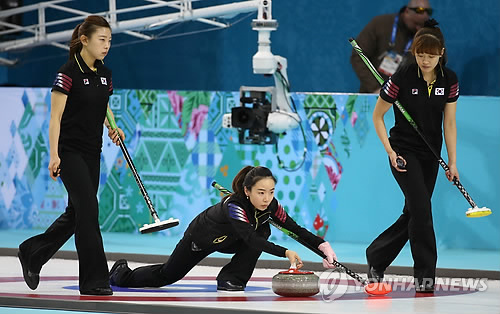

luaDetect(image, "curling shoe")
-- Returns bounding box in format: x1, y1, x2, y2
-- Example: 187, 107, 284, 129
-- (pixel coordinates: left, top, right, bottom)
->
17, 249, 39, 290
217, 280, 245, 291
109, 259, 129, 286
415, 278, 434, 293
367, 264, 384, 283
415, 283, 434, 293
80, 287, 113, 296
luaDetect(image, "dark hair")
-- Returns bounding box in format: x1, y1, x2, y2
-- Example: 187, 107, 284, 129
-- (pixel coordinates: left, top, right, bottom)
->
410, 19, 447, 65
227, 166, 277, 200
69, 15, 111, 60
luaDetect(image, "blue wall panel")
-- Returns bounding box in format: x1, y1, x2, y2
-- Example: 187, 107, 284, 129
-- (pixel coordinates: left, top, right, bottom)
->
3, 0, 500, 95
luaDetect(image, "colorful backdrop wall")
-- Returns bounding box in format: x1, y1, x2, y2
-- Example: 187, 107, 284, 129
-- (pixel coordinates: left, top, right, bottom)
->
0, 87, 498, 251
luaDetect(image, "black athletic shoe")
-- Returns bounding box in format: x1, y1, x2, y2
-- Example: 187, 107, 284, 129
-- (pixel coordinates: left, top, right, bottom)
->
17, 250, 39, 290
217, 280, 245, 291
80, 287, 113, 296
109, 259, 128, 286
415, 283, 434, 293
367, 264, 384, 283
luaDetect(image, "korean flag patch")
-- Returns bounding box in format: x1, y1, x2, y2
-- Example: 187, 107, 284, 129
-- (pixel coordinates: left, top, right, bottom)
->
83, 78, 89, 85
435, 88, 445, 95
100, 77, 107, 85
412, 88, 418, 95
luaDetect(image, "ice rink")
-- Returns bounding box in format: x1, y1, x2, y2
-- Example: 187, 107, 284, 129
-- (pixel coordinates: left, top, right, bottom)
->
1, 255, 499, 314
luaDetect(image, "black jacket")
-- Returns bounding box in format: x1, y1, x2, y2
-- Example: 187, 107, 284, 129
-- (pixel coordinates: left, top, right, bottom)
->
186, 194, 324, 257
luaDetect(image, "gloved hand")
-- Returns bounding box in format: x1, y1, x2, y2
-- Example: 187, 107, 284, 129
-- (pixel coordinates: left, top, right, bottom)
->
318, 241, 337, 269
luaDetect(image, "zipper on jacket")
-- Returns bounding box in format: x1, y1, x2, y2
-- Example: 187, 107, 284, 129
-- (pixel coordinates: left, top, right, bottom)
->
254, 210, 259, 230
254, 211, 269, 230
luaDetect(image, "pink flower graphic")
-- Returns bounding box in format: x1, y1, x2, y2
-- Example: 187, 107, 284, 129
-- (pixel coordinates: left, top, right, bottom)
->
351, 111, 358, 127
168, 91, 183, 116
189, 104, 208, 138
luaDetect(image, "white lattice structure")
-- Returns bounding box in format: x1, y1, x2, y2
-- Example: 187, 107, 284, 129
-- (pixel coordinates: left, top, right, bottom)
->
0, 0, 269, 65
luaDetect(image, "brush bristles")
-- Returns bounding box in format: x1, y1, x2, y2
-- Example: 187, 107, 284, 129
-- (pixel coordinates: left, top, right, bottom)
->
140, 219, 180, 234
466, 207, 492, 218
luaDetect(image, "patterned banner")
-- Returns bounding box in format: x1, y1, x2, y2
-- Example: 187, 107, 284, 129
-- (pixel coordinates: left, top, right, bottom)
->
0, 88, 372, 238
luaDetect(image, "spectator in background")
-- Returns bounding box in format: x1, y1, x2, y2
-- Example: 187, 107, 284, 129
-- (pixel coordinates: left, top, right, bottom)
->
350, 0, 432, 93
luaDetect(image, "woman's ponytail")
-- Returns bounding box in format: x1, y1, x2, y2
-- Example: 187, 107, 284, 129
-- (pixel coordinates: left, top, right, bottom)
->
231, 166, 254, 197
68, 23, 82, 60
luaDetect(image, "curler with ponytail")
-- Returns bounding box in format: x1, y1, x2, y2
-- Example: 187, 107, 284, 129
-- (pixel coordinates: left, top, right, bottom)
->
223, 166, 277, 201
231, 166, 254, 198
411, 18, 447, 65
68, 15, 111, 60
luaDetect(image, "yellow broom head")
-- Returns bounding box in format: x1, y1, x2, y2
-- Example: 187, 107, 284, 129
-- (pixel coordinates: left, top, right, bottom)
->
466, 207, 492, 218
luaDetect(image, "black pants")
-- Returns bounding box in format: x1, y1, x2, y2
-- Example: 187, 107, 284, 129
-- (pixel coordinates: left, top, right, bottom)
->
113, 227, 270, 288
366, 152, 439, 284
19, 151, 109, 291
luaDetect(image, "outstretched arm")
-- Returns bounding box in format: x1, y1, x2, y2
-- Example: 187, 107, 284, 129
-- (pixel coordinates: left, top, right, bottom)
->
271, 200, 337, 269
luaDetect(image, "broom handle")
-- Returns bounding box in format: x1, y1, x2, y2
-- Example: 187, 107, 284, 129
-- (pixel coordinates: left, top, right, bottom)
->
106, 109, 161, 222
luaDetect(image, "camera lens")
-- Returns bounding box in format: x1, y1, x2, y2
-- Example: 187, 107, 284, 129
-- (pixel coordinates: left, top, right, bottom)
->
231, 107, 255, 129
238, 112, 250, 123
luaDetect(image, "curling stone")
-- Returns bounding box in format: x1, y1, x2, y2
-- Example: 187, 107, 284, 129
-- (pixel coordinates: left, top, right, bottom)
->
272, 268, 319, 297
